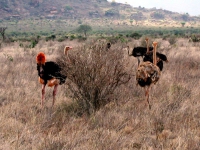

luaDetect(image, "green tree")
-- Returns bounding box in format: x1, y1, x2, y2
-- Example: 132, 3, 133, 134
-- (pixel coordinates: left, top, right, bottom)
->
77, 24, 92, 37
105, 9, 119, 17
181, 22, 186, 27
130, 19, 133, 25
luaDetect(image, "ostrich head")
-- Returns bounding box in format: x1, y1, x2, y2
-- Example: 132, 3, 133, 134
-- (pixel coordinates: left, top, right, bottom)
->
64, 46, 73, 55
36, 52, 46, 65
152, 42, 158, 65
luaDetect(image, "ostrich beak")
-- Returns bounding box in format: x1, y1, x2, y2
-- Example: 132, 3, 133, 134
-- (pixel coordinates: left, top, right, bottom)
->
65, 46, 73, 51
67, 46, 73, 50
68, 46, 73, 50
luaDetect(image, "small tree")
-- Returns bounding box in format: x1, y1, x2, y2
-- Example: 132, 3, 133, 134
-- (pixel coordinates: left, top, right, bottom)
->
77, 24, 92, 37
181, 22, 186, 27
0, 27, 7, 41
130, 19, 133, 25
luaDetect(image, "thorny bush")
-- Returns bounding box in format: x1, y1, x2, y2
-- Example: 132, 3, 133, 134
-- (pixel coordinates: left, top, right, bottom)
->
58, 40, 130, 115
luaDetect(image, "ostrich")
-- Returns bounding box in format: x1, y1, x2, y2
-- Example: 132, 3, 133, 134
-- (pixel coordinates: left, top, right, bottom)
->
136, 42, 161, 109
127, 38, 153, 66
36, 46, 72, 107
143, 40, 168, 71
143, 52, 168, 71
64, 46, 73, 62
106, 42, 111, 50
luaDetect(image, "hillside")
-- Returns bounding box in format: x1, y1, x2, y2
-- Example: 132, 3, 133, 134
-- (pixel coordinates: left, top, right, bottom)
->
1, 0, 200, 29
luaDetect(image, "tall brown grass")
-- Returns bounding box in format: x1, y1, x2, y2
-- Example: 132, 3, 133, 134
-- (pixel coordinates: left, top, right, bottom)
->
0, 38, 200, 149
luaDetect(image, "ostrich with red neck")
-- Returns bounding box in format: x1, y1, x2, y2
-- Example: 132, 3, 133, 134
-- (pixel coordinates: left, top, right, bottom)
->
36, 46, 72, 107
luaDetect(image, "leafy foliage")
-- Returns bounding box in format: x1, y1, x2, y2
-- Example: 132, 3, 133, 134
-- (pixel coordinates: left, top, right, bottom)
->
151, 12, 165, 19
76, 24, 92, 37
45, 34, 56, 41
190, 35, 200, 42
65, 5, 73, 12
129, 32, 142, 39
105, 9, 119, 17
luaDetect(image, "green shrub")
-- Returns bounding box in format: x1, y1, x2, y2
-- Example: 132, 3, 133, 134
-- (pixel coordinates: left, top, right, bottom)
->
70, 35, 76, 40
77, 35, 87, 42
105, 9, 119, 17
190, 35, 200, 42
45, 34, 56, 41
129, 32, 142, 39
168, 36, 177, 45
151, 12, 165, 19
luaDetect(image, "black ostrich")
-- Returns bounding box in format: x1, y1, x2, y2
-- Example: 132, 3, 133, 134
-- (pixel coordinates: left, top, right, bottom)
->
106, 42, 111, 50
36, 46, 72, 107
128, 38, 153, 66
136, 42, 161, 109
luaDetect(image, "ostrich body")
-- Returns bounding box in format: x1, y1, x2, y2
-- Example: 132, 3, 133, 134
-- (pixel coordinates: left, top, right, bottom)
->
36, 46, 72, 107
136, 42, 160, 109
143, 52, 168, 71
128, 38, 153, 66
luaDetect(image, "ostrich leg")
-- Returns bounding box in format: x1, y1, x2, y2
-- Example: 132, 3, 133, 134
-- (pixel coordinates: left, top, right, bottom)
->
137, 57, 140, 66
52, 84, 59, 107
41, 84, 46, 108
145, 86, 151, 109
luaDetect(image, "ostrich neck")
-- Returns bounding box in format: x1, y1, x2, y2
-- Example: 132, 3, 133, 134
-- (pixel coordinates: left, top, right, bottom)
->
153, 46, 157, 65
146, 40, 149, 53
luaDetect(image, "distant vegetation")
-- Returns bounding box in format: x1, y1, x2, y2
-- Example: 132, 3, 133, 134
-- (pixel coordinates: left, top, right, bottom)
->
151, 12, 165, 19
2, 25, 200, 44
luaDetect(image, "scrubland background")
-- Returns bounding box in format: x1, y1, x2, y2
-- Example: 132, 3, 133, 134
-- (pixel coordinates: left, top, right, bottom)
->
0, 37, 200, 150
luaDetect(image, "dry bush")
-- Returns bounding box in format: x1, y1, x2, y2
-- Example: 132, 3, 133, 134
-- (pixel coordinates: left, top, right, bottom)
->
57, 40, 131, 115
167, 36, 177, 45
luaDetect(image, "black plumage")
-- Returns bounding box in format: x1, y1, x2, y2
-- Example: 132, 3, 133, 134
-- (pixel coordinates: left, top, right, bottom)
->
137, 76, 152, 87
131, 46, 153, 57
128, 46, 153, 66
37, 61, 66, 85
143, 52, 168, 71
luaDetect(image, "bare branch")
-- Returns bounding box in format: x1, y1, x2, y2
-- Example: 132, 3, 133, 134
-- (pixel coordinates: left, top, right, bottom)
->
0, 27, 7, 41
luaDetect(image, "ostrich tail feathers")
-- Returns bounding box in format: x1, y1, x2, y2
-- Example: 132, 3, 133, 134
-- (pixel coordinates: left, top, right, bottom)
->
36, 52, 46, 64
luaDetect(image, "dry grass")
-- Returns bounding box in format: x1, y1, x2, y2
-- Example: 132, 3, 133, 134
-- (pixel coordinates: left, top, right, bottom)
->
0, 38, 200, 150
